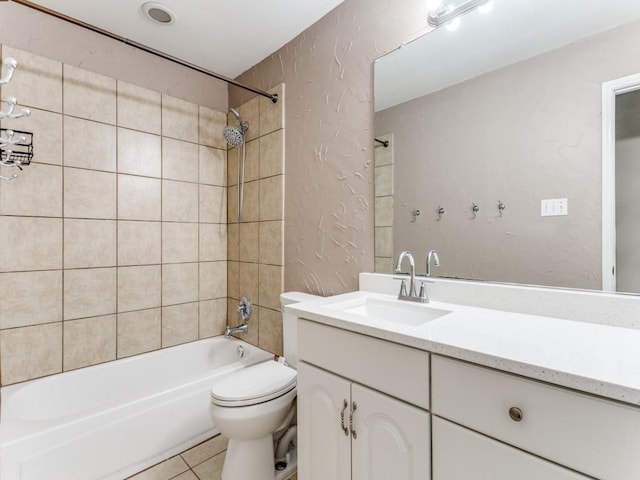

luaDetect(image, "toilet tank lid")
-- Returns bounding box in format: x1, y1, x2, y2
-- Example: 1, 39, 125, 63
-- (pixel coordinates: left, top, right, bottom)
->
280, 291, 322, 306
210, 361, 296, 404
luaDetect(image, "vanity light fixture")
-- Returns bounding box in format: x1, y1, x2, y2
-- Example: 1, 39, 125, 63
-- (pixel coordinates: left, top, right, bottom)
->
141, 2, 176, 25
427, 0, 493, 28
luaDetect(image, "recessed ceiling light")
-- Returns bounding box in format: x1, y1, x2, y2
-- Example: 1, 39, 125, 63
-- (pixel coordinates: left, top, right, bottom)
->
142, 2, 176, 25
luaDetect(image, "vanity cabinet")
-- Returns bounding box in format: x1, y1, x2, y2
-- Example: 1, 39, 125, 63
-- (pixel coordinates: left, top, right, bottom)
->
432, 355, 640, 480
297, 320, 431, 480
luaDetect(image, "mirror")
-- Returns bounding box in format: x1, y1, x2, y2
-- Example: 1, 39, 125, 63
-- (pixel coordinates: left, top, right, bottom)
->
374, 0, 640, 292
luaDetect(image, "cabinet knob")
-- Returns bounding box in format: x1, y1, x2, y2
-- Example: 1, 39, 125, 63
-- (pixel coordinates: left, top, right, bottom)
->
508, 406, 523, 422
340, 399, 349, 436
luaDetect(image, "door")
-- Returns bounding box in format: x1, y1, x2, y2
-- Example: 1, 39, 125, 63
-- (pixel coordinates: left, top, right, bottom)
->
351, 384, 430, 480
432, 417, 590, 480
297, 362, 351, 480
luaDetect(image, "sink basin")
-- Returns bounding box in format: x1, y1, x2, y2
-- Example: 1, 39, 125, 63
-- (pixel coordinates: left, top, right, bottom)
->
325, 295, 451, 326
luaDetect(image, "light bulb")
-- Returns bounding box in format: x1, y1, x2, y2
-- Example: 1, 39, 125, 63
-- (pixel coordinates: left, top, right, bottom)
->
445, 16, 461, 31
426, 0, 444, 12
478, 0, 494, 14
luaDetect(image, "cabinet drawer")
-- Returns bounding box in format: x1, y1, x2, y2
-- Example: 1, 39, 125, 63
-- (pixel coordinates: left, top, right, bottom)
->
298, 319, 430, 409
433, 417, 590, 480
432, 355, 640, 480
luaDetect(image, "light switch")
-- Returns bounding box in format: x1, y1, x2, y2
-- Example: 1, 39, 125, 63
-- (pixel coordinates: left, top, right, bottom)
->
541, 198, 568, 217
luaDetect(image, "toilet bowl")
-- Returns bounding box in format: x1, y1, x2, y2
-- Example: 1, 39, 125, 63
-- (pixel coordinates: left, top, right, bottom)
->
210, 292, 320, 480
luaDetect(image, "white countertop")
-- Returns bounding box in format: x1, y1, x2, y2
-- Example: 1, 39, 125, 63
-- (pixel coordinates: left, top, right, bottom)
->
287, 290, 640, 406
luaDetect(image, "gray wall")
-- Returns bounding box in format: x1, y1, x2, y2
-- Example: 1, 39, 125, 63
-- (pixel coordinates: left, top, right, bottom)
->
375, 20, 640, 290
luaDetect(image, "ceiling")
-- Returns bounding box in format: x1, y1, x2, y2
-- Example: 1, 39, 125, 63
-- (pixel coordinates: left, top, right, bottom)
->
25, 0, 345, 79
375, 0, 640, 111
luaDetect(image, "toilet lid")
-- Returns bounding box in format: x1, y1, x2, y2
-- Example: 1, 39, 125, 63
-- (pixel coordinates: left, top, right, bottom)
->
210, 361, 297, 407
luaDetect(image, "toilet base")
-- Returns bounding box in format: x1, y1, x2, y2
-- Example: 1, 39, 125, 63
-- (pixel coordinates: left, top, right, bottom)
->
222, 435, 276, 480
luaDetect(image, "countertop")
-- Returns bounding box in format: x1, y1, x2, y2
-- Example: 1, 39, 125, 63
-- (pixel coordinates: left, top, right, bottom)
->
287, 290, 640, 406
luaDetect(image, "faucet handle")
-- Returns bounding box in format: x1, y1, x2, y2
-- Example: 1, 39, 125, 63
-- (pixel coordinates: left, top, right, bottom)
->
418, 281, 430, 303
399, 279, 408, 297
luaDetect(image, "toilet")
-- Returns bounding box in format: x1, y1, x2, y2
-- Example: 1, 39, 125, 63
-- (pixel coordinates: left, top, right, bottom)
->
209, 292, 320, 480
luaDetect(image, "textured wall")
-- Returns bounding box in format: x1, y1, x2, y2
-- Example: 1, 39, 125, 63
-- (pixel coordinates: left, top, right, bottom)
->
231, 0, 429, 295
0, 1, 227, 110
376, 20, 640, 290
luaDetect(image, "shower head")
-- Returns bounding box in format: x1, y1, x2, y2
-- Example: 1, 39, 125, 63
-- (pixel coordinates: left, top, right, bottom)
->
223, 126, 245, 147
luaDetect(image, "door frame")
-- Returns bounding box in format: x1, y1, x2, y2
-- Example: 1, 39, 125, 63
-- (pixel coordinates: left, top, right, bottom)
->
601, 72, 640, 292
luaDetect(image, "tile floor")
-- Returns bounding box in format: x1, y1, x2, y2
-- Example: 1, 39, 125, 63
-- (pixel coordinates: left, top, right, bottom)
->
126, 434, 297, 480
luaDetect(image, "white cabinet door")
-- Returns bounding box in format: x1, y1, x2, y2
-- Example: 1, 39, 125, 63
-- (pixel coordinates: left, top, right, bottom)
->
297, 362, 351, 480
432, 417, 591, 480
351, 384, 430, 480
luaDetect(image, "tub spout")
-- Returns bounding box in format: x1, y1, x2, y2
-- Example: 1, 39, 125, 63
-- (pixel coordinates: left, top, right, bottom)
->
224, 323, 248, 339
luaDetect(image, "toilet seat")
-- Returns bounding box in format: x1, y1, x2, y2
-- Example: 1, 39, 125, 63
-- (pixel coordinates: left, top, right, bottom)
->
210, 361, 297, 407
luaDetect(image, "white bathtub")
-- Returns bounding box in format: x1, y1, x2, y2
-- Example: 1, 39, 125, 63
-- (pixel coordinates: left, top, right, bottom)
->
0, 337, 273, 480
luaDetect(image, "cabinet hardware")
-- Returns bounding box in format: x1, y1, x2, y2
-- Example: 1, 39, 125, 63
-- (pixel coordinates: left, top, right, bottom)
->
508, 407, 523, 422
340, 399, 349, 436
350, 401, 358, 439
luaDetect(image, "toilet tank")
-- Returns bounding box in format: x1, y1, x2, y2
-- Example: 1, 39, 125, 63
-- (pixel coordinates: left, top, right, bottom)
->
280, 292, 321, 369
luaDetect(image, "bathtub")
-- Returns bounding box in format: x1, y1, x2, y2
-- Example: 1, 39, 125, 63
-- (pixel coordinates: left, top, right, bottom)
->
0, 337, 273, 480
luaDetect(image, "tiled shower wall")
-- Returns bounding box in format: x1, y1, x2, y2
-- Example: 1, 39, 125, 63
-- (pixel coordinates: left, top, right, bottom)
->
374, 133, 394, 274
0, 45, 229, 385
226, 86, 285, 356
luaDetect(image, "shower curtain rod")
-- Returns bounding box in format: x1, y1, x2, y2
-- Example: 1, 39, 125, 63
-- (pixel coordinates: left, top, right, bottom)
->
8, 0, 279, 103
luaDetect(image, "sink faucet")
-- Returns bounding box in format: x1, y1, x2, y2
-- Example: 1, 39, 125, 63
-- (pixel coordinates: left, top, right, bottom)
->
395, 251, 428, 303
426, 250, 440, 277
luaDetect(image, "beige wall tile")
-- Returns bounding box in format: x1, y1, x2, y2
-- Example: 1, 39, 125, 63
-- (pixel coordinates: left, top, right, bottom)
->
239, 97, 260, 142
192, 452, 225, 480
118, 128, 161, 178
0, 163, 62, 217
374, 133, 394, 167
118, 221, 161, 266
374, 196, 393, 227
64, 219, 116, 268
259, 130, 284, 178
2, 108, 62, 165
227, 149, 238, 187
375, 164, 393, 197
162, 138, 198, 183
259, 175, 283, 221
258, 264, 283, 311
162, 263, 198, 306
374, 226, 393, 258
162, 303, 198, 347
227, 223, 239, 261
163, 180, 198, 223
238, 262, 259, 306
227, 184, 238, 223
162, 222, 198, 264
117, 81, 161, 135
0, 270, 62, 329
162, 95, 198, 143
374, 257, 394, 274
259, 221, 283, 266
64, 268, 116, 320
0, 217, 62, 272
227, 261, 239, 300
63, 315, 116, 371
258, 306, 283, 356
3, 46, 62, 113
199, 223, 226, 262
199, 146, 225, 186
244, 139, 259, 183
259, 83, 284, 135
0, 323, 62, 385
117, 308, 161, 358
181, 434, 228, 468
199, 299, 227, 338
199, 185, 226, 223
63, 64, 116, 124
199, 106, 227, 149
239, 222, 259, 264
127, 455, 189, 480
199, 261, 227, 301
118, 265, 161, 312
118, 175, 161, 221
240, 180, 259, 223
64, 168, 116, 219
64, 117, 116, 171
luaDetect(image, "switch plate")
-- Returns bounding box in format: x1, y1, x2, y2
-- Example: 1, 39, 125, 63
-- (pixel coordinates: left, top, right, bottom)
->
541, 198, 568, 217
